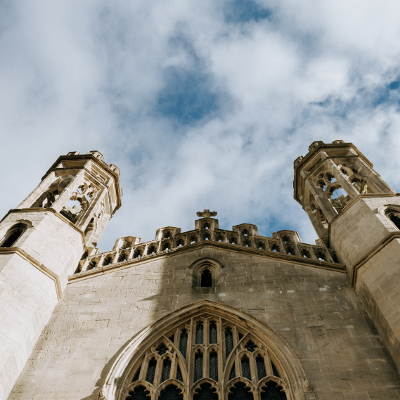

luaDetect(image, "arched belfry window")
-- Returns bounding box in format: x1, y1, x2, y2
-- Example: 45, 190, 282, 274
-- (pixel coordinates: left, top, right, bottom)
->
110, 302, 297, 400
0, 223, 27, 248
386, 208, 400, 230
200, 269, 212, 287
190, 258, 223, 288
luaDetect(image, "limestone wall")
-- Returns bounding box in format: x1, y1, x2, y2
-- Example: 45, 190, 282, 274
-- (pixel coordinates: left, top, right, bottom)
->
9, 247, 400, 400
330, 196, 400, 275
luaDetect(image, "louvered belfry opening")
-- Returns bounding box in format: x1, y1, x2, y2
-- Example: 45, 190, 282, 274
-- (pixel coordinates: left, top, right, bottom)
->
122, 312, 290, 400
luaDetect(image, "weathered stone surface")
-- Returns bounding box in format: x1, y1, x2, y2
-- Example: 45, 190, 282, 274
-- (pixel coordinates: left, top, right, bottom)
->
9, 247, 400, 399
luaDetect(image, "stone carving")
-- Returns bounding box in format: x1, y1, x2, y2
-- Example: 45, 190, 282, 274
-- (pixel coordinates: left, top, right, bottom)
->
196, 209, 217, 218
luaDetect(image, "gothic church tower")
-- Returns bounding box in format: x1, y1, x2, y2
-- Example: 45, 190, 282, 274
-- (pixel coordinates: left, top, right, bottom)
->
0, 151, 122, 400
294, 140, 400, 370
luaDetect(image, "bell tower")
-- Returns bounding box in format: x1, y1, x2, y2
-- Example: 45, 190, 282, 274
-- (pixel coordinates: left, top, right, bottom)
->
0, 150, 122, 400
294, 140, 400, 371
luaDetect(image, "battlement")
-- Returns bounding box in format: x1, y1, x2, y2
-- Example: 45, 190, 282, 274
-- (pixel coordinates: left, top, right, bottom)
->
72, 210, 341, 278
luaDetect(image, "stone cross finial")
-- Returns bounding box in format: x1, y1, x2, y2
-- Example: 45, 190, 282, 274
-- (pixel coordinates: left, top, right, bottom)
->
196, 209, 217, 218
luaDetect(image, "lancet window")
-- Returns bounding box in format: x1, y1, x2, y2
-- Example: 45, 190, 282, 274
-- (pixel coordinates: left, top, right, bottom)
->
386, 209, 400, 230
0, 223, 27, 248
121, 316, 289, 400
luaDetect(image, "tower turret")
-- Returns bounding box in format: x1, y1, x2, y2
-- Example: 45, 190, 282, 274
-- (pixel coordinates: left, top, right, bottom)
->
0, 150, 122, 400
294, 140, 400, 371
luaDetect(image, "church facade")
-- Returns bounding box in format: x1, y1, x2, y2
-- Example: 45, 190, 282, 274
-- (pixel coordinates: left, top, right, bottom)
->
1, 140, 400, 400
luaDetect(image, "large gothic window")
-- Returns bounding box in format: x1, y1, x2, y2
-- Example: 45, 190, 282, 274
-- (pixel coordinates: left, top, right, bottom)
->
120, 315, 289, 400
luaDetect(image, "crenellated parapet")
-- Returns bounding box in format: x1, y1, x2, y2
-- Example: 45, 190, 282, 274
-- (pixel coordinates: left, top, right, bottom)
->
72, 210, 342, 278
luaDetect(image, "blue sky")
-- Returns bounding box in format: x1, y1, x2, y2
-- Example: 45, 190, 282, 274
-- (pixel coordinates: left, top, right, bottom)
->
1, 0, 400, 251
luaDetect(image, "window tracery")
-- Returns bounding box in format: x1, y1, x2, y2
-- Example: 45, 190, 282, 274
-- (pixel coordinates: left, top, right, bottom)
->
121, 316, 289, 400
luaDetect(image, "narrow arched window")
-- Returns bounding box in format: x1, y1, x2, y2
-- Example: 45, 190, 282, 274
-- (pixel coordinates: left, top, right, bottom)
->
209, 322, 217, 344
146, 358, 157, 383
210, 350, 218, 381
241, 356, 251, 380
201, 269, 212, 287
0, 223, 27, 248
161, 358, 171, 382
225, 328, 233, 356
386, 209, 400, 229
179, 329, 188, 358
194, 351, 203, 382
196, 323, 203, 344
256, 356, 266, 379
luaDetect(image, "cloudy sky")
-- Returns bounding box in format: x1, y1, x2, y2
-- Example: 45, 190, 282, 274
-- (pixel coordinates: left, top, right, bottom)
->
1, 0, 400, 251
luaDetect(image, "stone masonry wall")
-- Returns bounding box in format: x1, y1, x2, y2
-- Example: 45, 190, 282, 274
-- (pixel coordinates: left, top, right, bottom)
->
9, 247, 400, 400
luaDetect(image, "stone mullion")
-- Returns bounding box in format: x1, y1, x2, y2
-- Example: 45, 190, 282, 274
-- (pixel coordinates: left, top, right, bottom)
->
235, 350, 241, 378
307, 247, 318, 260
111, 251, 119, 264
52, 169, 86, 213
304, 205, 328, 240
170, 353, 177, 380
222, 325, 228, 364
254, 390, 262, 400
188, 319, 194, 385
306, 179, 337, 222
218, 318, 224, 387
249, 353, 258, 385
138, 356, 147, 381
204, 319, 209, 378
76, 183, 107, 230
79, 258, 90, 273
204, 347, 209, 379
326, 159, 359, 199
265, 352, 273, 376
353, 157, 395, 194
153, 355, 163, 387
293, 243, 301, 257
173, 327, 180, 349
233, 326, 238, 347
127, 247, 135, 260
204, 319, 209, 346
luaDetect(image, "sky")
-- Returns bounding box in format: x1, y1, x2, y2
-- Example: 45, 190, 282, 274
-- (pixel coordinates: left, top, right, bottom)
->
1, 0, 400, 251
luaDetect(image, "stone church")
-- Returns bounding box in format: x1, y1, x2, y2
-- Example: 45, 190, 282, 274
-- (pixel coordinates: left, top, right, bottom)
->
1, 140, 400, 400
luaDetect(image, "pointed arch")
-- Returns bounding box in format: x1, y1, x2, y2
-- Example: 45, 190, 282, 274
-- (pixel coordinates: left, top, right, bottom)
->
102, 300, 311, 400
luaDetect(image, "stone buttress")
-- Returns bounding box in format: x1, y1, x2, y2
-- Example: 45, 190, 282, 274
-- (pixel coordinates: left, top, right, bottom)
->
294, 140, 400, 371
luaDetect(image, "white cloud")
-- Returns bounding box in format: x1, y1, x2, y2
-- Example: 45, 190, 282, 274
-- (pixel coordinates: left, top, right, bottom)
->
1, 0, 400, 251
